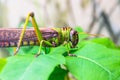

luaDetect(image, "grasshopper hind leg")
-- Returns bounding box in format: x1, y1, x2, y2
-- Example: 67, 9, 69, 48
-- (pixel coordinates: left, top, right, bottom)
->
14, 47, 20, 55
14, 12, 54, 56
13, 13, 32, 55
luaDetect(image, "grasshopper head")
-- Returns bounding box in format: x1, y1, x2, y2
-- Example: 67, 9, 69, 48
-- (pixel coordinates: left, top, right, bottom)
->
70, 29, 79, 47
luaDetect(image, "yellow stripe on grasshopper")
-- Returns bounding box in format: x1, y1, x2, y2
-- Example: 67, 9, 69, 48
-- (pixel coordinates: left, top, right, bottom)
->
29, 41, 35, 45
23, 41, 28, 45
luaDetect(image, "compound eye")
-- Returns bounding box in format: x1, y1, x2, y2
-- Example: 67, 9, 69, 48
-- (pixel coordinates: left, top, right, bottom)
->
70, 30, 78, 47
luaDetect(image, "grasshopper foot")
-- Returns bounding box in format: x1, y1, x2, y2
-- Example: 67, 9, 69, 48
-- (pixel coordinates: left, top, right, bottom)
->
14, 47, 20, 55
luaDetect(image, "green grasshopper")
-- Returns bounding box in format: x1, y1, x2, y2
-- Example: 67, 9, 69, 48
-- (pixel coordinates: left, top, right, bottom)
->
13, 12, 79, 56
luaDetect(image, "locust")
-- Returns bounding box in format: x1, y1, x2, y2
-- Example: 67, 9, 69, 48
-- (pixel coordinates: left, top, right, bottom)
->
0, 12, 79, 56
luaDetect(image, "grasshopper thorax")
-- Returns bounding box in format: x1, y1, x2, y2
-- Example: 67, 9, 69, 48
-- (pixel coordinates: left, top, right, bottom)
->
69, 29, 79, 48
55, 27, 78, 48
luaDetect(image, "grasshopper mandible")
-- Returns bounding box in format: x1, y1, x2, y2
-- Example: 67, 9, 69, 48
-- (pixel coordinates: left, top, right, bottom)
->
0, 12, 79, 56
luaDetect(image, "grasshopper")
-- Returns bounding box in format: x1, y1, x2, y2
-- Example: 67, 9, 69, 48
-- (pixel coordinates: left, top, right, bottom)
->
0, 12, 79, 56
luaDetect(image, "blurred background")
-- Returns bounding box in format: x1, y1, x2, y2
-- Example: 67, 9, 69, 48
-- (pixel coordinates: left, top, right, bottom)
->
0, 0, 120, 57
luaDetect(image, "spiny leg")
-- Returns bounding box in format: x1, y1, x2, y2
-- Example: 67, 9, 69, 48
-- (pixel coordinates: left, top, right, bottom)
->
30, 13, 54, 56
14, 13, 31, 55
29, 12, 43, 42
14, 12, 54, 56
14, 12, 43, 55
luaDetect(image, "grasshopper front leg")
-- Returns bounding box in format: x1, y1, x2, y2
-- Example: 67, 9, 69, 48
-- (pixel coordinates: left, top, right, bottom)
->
14, 12, 53, 56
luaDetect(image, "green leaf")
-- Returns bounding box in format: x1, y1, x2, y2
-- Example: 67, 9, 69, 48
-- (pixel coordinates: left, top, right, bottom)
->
0, 54, 65, 80
7, 46, 40, 55
90, 38, 116, 49
48, 66, 68, 80
66, 42, 120, 80
0, 59, 6, 72
50, 46, 67, 55
7, 46, 48, 55
77, 37, 117, 50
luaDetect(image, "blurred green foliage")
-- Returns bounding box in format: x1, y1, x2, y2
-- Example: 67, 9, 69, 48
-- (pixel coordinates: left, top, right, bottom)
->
0, 27, 120, 80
